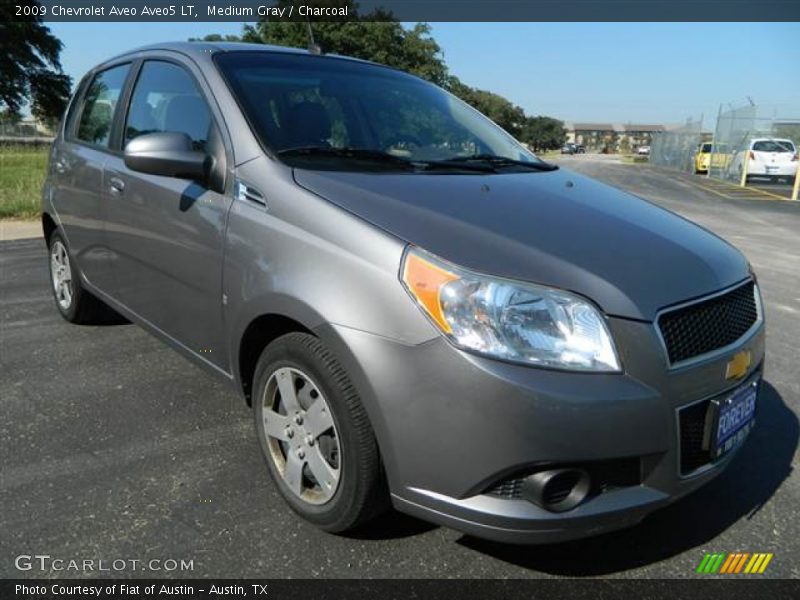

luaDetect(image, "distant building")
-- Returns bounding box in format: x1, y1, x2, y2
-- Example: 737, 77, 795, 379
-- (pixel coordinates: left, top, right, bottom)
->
0, 115, 54, 140
564, 122, 667, 152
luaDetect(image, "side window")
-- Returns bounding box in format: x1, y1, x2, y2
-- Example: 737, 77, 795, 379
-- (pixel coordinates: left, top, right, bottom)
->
76, 64, 130, 148
125, 61, 212, 151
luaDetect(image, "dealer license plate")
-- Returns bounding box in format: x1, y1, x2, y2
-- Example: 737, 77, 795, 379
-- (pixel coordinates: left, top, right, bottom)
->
708, 378, 758, 458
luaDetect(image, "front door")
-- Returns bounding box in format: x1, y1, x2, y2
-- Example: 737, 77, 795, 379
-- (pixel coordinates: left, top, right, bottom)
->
103, 58, 231, 372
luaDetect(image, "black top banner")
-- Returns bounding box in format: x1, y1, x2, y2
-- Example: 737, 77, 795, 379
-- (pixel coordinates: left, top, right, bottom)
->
8, 0, 800, 22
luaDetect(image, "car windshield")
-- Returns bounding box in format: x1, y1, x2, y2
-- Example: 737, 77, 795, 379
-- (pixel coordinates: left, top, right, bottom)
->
752, 140, 795, 153
215, 52, 545, 172
701, 143, 712, 153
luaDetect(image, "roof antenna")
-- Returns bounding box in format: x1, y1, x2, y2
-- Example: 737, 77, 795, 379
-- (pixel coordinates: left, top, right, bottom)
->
306, 18, 322, 55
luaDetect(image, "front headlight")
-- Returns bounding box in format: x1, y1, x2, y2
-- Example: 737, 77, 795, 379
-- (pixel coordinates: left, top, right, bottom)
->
401, 248, 621, 372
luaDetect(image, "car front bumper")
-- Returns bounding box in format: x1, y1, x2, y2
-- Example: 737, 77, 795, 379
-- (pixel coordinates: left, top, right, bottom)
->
316, 315, 766, 544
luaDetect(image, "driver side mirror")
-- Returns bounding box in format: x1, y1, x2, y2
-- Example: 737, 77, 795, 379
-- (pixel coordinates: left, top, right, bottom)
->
124, 132, 210, 182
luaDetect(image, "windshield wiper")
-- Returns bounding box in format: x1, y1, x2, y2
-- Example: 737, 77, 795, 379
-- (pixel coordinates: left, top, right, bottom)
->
444, 154, 559, 171
278, 146, 496, 173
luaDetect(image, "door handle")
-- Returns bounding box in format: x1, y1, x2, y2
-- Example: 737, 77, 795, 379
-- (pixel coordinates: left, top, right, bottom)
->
109, 177, 126, 195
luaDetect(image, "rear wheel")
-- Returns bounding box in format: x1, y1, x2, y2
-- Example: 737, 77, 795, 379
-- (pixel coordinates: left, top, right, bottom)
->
253, 332, 387, 532
47, 230, 120, 324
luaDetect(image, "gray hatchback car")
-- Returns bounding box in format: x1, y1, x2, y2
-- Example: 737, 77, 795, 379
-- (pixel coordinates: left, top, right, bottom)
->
43, 42, 765, 543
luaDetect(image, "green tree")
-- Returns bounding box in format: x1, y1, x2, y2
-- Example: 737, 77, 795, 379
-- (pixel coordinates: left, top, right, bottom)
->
0, 109, 23, 125
240, 2, 449, 86
0, 1, 72, 123
520, 116, 567, 152
197, 1, 551, 139
446, 78, 527, 138
189, 33, 243, 42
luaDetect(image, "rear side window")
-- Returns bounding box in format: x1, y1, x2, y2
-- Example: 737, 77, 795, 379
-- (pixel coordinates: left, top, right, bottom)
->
752, 140, 795, 153
124, 61, 212, 151
76, 64, 130, 148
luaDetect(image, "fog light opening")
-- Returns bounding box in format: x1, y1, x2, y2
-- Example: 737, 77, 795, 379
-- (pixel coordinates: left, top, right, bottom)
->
521, 468, 591, 512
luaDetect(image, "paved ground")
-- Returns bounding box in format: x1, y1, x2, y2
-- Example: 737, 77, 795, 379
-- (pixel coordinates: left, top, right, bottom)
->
1, 158, 798, 579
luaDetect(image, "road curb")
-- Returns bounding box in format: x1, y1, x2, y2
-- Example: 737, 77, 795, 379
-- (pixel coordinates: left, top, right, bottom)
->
0, 220, 42, 241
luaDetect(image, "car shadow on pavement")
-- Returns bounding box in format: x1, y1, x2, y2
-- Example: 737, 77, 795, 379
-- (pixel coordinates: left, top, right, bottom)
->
457, 381, 797, 576
345, 509, 438, 540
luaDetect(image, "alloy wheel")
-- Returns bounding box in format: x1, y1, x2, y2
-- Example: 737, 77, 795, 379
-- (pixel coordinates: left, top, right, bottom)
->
261, 367, 341, 505
50, 240, 73, 310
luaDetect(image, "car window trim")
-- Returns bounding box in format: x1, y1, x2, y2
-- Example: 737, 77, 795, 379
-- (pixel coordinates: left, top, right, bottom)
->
70, 60, 135, 156
62, 73, 91, 141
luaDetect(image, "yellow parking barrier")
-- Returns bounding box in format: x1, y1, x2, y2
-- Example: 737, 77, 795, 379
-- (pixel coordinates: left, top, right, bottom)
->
740, 149, 751, 188
793, 161, 799, 201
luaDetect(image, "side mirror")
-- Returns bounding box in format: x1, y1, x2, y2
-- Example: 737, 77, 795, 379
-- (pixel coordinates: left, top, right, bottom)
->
124, 132, 209, 182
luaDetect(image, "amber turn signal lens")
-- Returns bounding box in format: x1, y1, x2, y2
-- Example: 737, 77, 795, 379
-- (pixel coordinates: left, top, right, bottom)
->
402, 251, 459, 333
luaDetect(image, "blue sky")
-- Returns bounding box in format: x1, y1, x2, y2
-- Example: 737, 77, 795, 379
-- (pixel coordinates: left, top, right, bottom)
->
48, 22, 800, 129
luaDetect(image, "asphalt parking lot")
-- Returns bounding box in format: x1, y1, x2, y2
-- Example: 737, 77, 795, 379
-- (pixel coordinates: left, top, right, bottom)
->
1, 157, 798, 579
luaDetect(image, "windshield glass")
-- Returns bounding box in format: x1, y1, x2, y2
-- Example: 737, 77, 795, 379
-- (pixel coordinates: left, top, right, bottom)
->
752, 140, 795, 153
215, 52, 542, 170
701, 143, 712, 153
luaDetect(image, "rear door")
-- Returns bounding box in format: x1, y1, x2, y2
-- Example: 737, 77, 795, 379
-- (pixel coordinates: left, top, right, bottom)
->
103, 57, 233, 372
49, 63, 131, 293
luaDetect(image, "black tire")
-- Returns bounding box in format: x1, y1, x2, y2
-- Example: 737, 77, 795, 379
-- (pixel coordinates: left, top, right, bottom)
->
252, 332, 387, 532
47, 229, 121, 324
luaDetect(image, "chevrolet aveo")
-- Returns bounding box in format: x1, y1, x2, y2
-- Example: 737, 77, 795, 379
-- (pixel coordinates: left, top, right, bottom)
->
43, 42, 765, 543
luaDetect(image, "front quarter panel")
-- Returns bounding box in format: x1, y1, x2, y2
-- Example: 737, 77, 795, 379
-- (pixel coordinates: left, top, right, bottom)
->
225, 157, 438, 381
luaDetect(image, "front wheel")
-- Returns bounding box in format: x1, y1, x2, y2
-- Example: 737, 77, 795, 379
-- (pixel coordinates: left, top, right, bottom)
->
253, 332, 387, 532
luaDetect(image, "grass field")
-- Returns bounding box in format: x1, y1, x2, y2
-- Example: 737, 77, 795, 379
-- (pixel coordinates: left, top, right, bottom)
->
0, 144, 49, 219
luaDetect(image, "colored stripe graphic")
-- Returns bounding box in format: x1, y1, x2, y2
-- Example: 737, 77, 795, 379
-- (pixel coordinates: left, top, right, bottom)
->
734, 553, 749, 573
745, 554, 763, 573
758, 554, 773, 573
711, 554, 726, 573
697, 552, 773, 574
697, 554, 712, 573
698, 554, 726, 574
697, 552, 774, 575
719, 553, 737, 574
744, 553, 774, 574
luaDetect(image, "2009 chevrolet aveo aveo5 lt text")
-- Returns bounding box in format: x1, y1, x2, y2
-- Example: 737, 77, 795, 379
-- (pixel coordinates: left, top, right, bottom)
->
43, 42, 765, 543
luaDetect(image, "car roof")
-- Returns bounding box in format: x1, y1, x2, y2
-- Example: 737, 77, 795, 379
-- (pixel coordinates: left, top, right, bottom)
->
102, 40, 374, 68
750, 137, 794, 143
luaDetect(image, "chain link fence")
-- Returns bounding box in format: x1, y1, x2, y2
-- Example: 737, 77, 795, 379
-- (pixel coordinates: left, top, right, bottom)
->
0, 121, 55, 145
649, 119, 704, 172
648, 104, 798, 200
709, 105, 799, 190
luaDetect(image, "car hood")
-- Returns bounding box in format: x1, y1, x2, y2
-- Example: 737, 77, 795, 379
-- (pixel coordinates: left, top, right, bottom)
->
293, 167, 748, 321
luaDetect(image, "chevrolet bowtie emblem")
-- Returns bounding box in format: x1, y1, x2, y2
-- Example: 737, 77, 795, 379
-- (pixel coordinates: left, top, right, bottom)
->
726, 350, 752, 380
